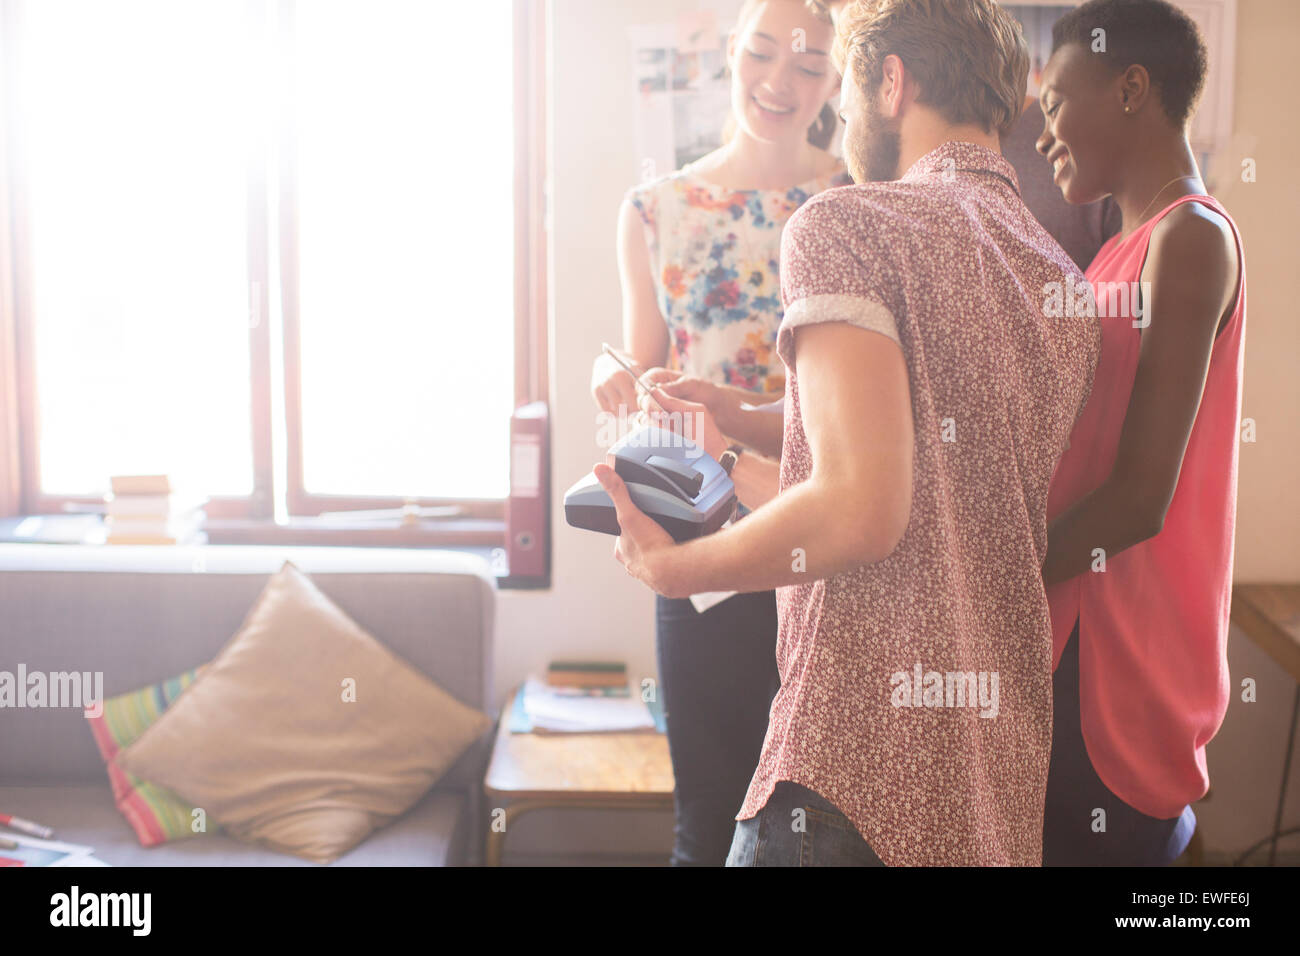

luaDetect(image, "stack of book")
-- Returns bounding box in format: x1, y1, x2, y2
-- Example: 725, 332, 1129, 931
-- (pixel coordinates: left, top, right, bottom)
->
103, 475, 205, 545
546, 660, 630, 697
520, 663, 656, 733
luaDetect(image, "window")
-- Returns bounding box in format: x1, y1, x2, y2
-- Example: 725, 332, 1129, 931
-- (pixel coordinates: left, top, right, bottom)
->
12, 1, 256, 505
0, 0, 547, 545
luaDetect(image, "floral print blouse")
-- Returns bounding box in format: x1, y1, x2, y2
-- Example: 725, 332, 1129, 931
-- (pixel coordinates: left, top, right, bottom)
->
626, 163, 849, 395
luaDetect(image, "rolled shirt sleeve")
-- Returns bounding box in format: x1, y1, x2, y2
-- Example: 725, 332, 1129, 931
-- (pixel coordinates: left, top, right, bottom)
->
776, 191, 900, 371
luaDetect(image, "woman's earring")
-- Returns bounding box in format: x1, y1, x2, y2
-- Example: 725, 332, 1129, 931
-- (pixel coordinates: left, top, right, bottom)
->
1124, 103, 1131, 113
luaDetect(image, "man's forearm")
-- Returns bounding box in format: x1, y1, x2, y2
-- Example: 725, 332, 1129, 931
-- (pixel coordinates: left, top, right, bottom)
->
653, 474, 876, 597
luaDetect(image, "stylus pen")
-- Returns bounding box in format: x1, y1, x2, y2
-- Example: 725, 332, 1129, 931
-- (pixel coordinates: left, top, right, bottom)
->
601, 343, 670, 415
0, 812, 54, 839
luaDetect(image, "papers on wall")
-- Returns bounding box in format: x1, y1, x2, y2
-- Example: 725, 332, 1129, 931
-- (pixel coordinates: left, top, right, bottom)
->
627, 4, 733, 180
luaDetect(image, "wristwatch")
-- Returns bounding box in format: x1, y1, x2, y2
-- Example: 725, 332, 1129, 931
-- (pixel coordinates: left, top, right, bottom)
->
718, 444, 744, 476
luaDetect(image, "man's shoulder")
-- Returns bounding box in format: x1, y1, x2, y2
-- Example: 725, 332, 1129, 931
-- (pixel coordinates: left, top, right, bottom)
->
792, 181, 896, 213
779, 187, 901, 307
790, 178, 946, 225
786, 184, 899, 247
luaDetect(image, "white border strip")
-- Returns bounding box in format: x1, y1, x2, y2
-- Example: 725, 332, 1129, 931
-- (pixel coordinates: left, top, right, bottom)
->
779, 294, 900, 365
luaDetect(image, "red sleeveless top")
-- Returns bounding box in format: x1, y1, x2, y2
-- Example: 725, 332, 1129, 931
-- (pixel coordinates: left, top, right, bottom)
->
1046, 194, 1246, 818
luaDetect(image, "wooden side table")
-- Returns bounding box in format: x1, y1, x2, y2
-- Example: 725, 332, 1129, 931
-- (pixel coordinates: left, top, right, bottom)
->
482, 686, 675, 866
1230, 583, 1300, 866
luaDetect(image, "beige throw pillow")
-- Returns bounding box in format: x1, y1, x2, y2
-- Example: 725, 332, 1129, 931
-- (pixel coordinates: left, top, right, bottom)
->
116, 561, 491, 863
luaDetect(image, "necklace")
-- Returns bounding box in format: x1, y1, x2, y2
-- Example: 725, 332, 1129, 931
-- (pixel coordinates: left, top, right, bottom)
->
1134, 173, 1200, 225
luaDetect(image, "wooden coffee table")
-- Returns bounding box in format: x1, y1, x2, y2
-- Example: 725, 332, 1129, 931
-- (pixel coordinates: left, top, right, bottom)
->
482, 686, 675, 866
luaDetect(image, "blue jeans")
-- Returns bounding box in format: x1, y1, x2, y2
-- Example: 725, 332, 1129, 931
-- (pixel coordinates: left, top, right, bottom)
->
725, 780, 886, 866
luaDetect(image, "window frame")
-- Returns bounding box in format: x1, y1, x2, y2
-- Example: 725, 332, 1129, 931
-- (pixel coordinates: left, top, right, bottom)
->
0, 0, 548, 547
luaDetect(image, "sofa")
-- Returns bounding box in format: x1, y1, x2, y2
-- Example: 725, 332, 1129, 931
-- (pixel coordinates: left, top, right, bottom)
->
0, 543, 497, 866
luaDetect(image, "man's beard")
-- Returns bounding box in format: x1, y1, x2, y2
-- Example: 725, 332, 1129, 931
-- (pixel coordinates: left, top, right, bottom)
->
846, 93, 902, 183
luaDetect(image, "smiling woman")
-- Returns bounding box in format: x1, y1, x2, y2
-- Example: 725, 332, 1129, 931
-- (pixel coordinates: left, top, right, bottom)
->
1033, 0, 1244, 868
590, 0, 846, 868
721, 0, 841, 151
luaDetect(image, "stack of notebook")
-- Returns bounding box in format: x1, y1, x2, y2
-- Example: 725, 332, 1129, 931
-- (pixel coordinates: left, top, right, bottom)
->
0, 832, 107, 867
546, 660, 630, 696
102, 475, 205, 545
513, 661, 664, 734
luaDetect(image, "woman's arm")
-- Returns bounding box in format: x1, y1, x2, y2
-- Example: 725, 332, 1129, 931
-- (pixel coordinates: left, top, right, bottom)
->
591, 198, 671, 415
652, 377, 787, 459
730, 449, 781, 511
638, 386, 782, 512
1041, 202, 1239, 586
618, 198, 671, 370
716, 390, 786, 459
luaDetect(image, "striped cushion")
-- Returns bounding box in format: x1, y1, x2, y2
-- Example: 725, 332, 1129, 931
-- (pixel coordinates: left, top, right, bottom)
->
87, 667, 214, 846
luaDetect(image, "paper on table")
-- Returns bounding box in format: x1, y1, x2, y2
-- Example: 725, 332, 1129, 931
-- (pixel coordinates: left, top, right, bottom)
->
0, 832, 97, 867
522, 677, 655, 732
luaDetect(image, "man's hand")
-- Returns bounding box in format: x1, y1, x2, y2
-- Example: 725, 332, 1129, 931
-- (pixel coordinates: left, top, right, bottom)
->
593, 462, 684, 597
638, 387, 727, 462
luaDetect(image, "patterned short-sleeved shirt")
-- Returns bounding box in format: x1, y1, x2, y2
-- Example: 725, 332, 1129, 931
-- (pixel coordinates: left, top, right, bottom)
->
736, 141, 1100, 866
626, 164, 849, 393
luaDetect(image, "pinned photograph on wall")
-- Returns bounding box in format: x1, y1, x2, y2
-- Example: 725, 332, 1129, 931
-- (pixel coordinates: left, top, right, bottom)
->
629, 4, 736, 176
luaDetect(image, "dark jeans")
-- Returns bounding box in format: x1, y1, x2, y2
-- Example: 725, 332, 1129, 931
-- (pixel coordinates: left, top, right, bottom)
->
655, 590, 780, 866
726, 780, 886, 866
1043, 617, 1196, 865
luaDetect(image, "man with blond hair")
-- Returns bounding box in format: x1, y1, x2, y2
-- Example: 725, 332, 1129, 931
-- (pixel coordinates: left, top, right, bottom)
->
595, 0, 1098, 865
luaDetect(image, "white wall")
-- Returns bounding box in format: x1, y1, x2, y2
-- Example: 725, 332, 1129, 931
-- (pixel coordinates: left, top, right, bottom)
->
489, 0, 707, 861
1183, 0, 1300, 863
496, 0, 680, 709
